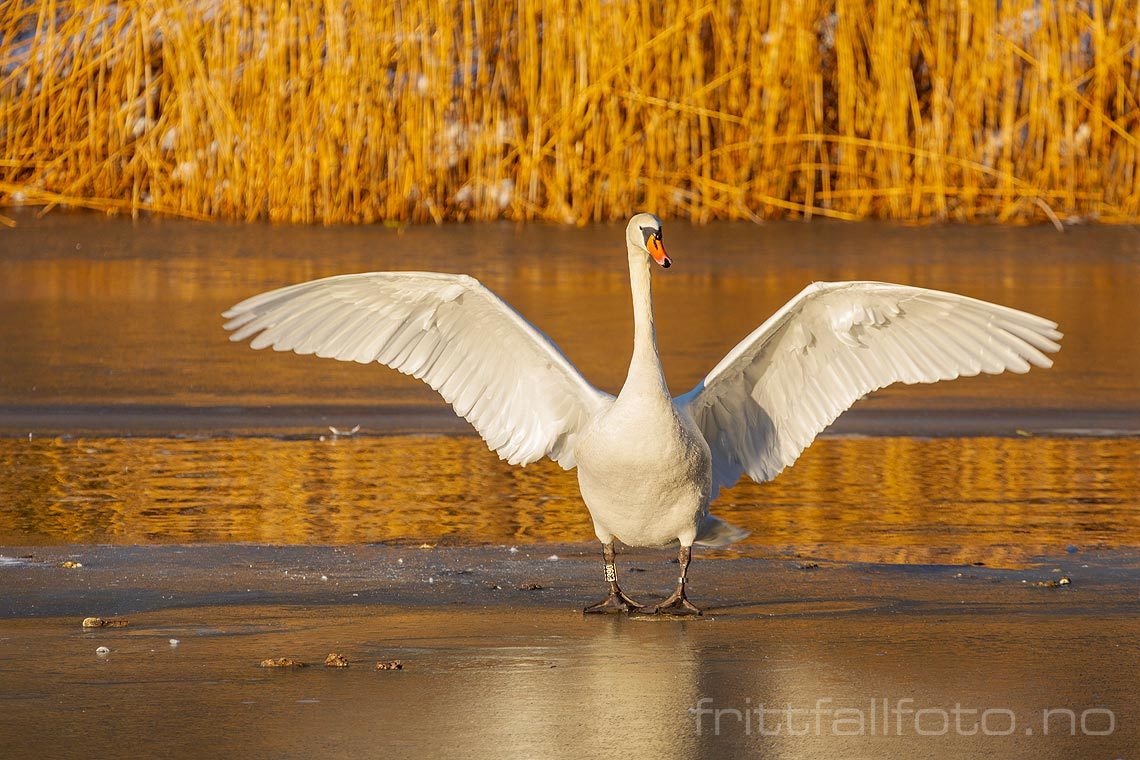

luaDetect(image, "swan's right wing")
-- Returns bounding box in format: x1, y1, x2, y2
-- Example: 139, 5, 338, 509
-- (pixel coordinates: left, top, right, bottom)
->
677, 281, 1062, 498
224, 272, 612, 468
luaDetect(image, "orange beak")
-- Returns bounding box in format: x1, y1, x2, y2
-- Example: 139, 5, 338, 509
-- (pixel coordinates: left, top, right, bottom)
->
648, 236, 671, 268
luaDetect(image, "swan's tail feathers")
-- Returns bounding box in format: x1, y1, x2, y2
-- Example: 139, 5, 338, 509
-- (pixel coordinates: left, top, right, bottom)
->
694, 514, 750, 547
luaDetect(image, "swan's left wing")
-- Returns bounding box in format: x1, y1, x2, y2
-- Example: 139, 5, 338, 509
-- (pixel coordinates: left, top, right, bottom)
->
224, 271, 613, 468
676, 281, 1062, 498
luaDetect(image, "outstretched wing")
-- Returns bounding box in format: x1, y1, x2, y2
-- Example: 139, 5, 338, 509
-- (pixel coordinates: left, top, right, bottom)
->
676, 281, 1062, 498
223, 272, 612, 468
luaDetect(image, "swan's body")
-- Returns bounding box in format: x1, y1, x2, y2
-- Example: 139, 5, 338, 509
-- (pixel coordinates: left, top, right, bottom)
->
576, 375, 712, 548
224, 213, 1062, 614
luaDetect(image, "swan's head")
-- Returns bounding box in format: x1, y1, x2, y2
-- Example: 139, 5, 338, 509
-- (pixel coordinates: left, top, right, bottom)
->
626, 212, 670, 268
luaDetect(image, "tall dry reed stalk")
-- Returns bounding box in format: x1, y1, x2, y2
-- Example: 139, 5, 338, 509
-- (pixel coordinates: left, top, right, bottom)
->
1, 0, 1138, 225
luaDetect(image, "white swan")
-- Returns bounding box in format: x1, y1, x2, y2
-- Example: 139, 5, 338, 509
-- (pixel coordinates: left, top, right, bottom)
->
223, 213, 1062, 615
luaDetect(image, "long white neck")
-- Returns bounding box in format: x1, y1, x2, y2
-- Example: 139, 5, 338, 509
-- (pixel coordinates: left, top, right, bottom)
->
621, 244, 668, 398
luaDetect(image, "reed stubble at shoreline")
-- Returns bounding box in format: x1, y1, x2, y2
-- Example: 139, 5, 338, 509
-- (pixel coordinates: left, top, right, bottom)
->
1, 0, 1138, 226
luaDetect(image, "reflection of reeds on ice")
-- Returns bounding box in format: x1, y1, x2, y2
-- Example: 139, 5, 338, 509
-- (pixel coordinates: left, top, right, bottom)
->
5, 435, 1138, 565
1, 0, 1138, 225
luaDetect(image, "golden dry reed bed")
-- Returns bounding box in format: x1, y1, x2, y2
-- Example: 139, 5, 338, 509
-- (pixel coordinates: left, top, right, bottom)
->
1, 0, 1139, 225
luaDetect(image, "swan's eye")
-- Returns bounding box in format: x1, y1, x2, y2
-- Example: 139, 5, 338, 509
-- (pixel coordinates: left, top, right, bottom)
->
641, 227, 661, 247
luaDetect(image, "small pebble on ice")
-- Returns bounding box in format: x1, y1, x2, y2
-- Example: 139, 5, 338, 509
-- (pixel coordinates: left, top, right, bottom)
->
321, 575, 328, 581
95, 646, 110, 656
546, 555, 559, 561
169, 639, 180, 647
508, 547, 519, 553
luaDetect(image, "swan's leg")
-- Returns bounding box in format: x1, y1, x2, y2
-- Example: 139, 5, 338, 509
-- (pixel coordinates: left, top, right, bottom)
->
643, 545, 703, 616
583, 542, 643, 614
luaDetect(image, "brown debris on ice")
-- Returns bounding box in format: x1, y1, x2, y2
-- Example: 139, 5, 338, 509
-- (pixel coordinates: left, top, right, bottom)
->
324, 653, 349, 668
260, 657, 307, 668
375, 660, 403, 670
1033, 576, 1072, 588
82, 617, 129, 628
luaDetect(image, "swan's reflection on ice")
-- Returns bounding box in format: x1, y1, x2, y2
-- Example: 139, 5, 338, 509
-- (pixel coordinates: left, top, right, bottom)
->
420, 616, 704, 759
389, 611, 1116, 759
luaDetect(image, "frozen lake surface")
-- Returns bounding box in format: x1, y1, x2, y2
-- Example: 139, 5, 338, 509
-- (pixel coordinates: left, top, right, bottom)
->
1, 212, 1138, 757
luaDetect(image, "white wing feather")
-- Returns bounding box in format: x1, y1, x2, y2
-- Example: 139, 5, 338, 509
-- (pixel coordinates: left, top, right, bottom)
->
677, 281, 1062, 498
223, 272, 612, 468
